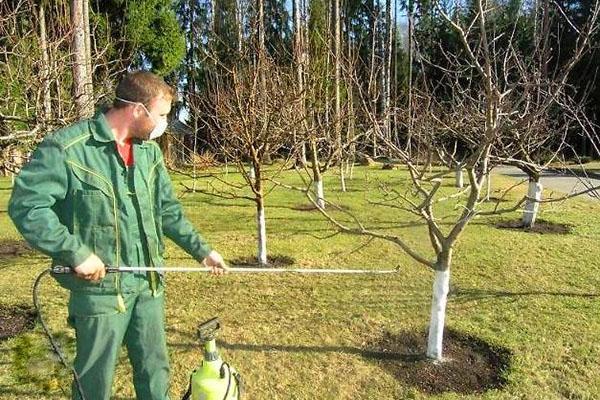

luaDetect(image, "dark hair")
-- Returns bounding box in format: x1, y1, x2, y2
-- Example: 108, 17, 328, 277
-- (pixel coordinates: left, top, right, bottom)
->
113, 71, 176, 109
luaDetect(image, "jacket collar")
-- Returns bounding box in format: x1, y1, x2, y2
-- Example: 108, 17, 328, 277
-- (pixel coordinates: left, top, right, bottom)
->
91, 108, 115, 143
91, 108, 147, 147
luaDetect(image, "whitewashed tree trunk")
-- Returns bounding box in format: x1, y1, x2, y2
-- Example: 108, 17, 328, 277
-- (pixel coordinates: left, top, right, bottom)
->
257, 201, 267, 265
427, 268, 450, 361
301, 143, 307, 164
523, 180, 543, 227
309, 139, 324, 209
249, 166, 256, 181
455, 164, 464, 188
485, 172, 492, 201
314, 179, 325, 209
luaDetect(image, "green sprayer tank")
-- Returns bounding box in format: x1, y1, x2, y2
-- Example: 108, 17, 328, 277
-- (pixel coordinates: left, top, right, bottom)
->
182, 317, 243, 400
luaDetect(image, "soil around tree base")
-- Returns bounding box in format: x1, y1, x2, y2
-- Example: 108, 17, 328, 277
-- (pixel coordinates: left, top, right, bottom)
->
370, 329, 511, 395
0, 240, 33, 258
494, 219, 572, 234
229, 254, 296, 267
0, 304, 37, 341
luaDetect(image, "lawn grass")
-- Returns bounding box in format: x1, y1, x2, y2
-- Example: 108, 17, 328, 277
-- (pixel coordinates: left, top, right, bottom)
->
0, 165, 599, 399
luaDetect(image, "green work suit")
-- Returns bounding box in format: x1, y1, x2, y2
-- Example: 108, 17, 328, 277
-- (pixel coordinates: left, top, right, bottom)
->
8, 110, 212, 399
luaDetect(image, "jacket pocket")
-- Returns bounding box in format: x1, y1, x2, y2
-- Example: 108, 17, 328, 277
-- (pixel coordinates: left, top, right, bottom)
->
72, 189, 115, 229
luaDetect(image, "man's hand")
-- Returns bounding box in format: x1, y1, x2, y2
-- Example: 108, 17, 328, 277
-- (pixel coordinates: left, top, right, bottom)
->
74, 253, 106, 282
202, 250, 227, 276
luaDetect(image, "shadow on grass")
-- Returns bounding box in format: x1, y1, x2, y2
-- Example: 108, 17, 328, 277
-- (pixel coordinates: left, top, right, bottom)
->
217, 340, 423, 362
451, 287, 600, 302
0, 386, 136, 400
0, 386, 67, 399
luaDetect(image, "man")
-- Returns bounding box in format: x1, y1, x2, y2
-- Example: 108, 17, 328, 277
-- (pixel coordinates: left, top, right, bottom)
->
8, 71, 225, 400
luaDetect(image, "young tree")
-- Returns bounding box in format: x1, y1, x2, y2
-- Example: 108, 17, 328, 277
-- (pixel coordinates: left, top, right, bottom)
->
197, 60, 300, 265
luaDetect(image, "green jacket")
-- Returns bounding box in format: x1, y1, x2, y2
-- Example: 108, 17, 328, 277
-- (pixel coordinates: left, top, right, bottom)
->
8, 111, 212, 303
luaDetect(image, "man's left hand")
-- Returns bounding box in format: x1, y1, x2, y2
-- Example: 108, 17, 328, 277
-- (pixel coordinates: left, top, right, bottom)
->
203, 250, 227, 275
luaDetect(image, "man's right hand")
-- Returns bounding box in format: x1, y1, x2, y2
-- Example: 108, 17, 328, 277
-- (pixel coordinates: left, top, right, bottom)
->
74, 253, 106, 282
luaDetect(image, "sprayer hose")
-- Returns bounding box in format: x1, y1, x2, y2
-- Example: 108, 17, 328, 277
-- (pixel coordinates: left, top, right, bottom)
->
33, 269, 87, 400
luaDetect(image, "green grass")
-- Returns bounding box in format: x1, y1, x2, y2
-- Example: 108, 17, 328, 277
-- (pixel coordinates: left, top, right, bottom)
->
1, 166, 600, 399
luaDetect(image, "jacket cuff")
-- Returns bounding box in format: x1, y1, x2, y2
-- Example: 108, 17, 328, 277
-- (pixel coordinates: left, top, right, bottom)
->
195, 243, 213, 262
69, 245, 93, 267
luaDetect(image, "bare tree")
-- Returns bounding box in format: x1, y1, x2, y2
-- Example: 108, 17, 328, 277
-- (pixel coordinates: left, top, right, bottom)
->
286, 0, 600, 362
0, 0, 122, 176
197, 61, 300, 265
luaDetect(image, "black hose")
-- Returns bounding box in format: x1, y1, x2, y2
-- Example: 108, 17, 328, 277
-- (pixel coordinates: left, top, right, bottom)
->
33, 268, 87, 400
220, 362, 232, 400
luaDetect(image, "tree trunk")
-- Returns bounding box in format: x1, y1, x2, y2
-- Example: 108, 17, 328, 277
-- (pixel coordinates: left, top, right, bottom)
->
334, 0, 345, 192
71, 0, 93, 118
257, 200, 267, 265
383, 0, 392, 143
254, 164, 268, 266
406, 0, 414, 153
39, 3, 52, 124
346, 20, 355, 181
257, 0, 265, 63
83, 0, 92, 89
427, 267, 450, 361
455, 163, 464, 188
369, 0, 378, 157
314, 179, 325, 209
310, 139, 325, 209
523, 178, 543, 228
294, 0, 307, 165
392, 0, 399, 146
485, 172, 492, 201
324, 0, 331, 130
236, 0, 243, 54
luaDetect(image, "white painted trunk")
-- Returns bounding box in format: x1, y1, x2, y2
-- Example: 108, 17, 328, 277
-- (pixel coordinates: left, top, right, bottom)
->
301, 143, 307, 165
427, 268, 450, 361
314, 180, 325, 209
249, 166, 256, 181
340, 165, 346, 192
257, 205, 267, 265
455, 165, 464, 188
523, 181, 543, 227
485, 173, 492, 201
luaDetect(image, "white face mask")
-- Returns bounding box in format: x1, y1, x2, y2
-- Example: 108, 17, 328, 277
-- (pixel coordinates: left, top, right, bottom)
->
116, 97, 168, 140
148, 118, 168, 140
